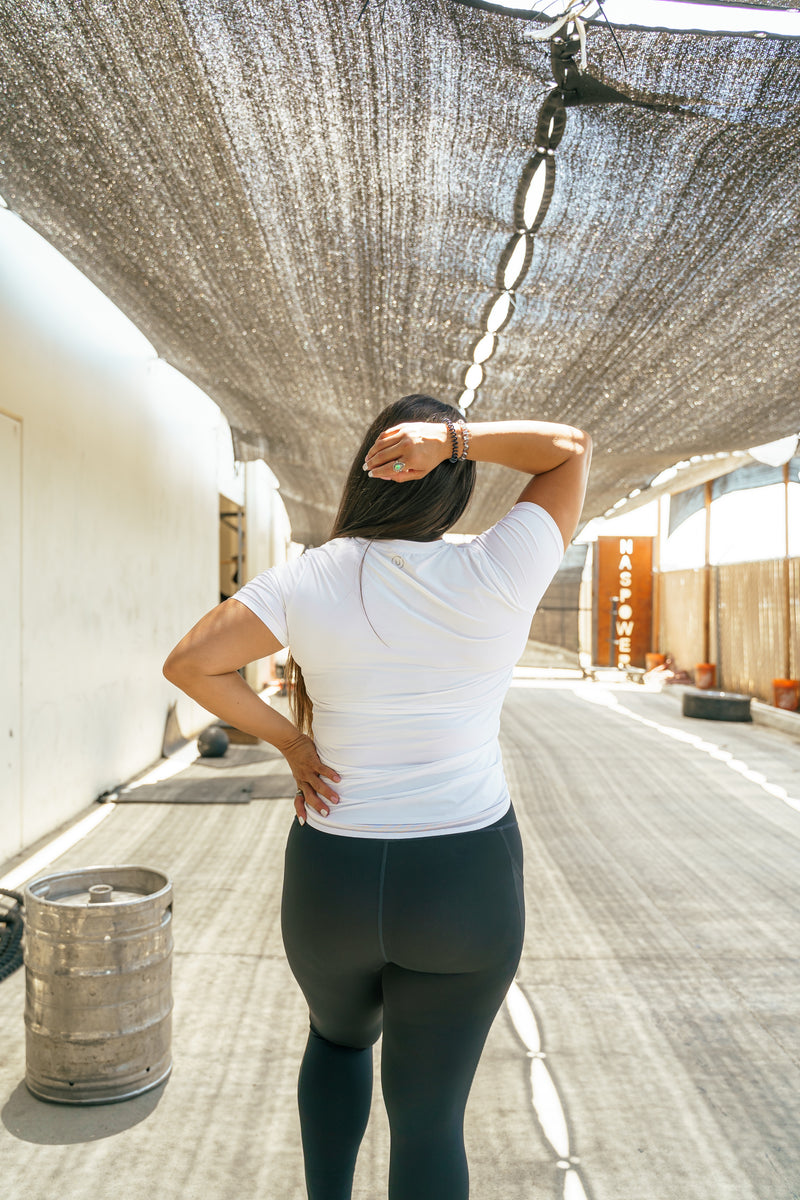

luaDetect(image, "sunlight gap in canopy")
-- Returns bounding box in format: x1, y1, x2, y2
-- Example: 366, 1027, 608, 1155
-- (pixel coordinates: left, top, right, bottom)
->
488, 0, 800, 37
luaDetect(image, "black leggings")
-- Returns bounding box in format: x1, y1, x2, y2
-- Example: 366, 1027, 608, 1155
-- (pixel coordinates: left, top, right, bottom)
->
281, 805, 525, 1200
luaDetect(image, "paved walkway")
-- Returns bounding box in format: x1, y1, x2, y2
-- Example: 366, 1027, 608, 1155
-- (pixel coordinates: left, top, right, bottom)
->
2, 679, 799, 1200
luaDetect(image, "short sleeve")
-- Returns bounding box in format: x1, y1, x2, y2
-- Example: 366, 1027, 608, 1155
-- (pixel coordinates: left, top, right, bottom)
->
233, 559, 299, 646
470, 502, 565, 612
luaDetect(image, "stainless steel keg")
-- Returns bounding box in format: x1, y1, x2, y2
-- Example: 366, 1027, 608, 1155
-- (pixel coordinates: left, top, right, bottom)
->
24, 865, 173, 1104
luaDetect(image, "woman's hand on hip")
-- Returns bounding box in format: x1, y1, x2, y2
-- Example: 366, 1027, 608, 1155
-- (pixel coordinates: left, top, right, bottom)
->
363, 422, 450, 481
280, 732, 341, 822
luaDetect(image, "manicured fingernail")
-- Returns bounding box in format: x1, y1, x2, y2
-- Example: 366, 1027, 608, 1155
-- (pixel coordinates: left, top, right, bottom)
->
368, 471, 374, 479
297, 815, 305, 826
320, 809, 329, 817
333, 774, 341, 782
362, 462, 369, 471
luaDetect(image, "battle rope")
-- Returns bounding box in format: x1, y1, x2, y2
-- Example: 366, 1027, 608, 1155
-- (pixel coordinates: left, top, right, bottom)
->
0, 887, 24, 983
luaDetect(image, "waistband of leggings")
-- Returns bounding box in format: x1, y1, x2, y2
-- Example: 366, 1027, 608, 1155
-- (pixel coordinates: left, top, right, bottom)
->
298, 800, 517, 844
479, 801, 517, 834
409, 801, 518, 842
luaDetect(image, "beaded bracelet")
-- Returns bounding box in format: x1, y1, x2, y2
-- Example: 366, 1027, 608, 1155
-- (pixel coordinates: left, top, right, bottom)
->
457, 420, 470, 460
444, 418, 459, 463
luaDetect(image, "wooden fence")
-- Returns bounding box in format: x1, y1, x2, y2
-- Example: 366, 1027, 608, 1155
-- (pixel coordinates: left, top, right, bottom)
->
657, 558, 799, 702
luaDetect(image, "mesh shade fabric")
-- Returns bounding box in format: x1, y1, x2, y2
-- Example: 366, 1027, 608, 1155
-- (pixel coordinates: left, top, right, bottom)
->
1, 1, 798, 543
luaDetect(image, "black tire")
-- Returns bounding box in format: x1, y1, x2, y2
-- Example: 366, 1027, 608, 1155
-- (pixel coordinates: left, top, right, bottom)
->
682, 689, 752, 722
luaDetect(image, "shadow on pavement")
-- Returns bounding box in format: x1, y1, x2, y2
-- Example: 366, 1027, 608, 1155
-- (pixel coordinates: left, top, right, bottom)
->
1, 1078, 166, 1145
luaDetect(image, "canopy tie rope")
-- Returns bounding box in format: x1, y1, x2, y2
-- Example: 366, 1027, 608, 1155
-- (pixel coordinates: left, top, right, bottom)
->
521, 1, 600, 70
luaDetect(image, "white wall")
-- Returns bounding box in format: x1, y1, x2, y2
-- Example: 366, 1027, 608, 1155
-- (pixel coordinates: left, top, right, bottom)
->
0, 211, 225, 858
244, 460, 291, 689
0, 413, 22, 851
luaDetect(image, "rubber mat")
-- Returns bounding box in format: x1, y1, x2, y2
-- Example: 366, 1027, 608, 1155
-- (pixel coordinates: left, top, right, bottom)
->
117, 745, 295, 804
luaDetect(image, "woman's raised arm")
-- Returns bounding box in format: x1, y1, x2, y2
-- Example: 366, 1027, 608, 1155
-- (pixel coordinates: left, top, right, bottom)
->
363, 419, 592, 548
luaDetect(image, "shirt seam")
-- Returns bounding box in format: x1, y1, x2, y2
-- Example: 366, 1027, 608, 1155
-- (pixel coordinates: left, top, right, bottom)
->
510, 501, 565, 558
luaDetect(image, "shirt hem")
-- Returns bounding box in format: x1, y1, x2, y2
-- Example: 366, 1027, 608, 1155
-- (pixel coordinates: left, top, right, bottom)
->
303, 797, 511, 839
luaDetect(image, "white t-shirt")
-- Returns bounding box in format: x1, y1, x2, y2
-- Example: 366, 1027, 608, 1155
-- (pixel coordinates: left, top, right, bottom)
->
235, 502, 564, 838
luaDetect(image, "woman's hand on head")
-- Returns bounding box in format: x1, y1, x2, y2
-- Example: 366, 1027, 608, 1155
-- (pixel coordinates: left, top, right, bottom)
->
363, 422, 450, 481
280, 731, 341, 822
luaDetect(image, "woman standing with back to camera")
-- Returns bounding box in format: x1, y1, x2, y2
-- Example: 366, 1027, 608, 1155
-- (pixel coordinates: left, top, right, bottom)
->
164, 394, 591, 1200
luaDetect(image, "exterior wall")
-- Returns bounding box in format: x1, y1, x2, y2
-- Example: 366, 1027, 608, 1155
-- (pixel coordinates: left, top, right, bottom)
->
0, 212, 223, 859
245, 460, 291, 582
0, 413, 22, 855
243, 459, 291, 690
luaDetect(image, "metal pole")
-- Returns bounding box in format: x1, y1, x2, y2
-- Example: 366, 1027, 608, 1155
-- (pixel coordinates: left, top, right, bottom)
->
703, 480, 712, 665
653, 499, 662, 653
609, 596, 619, 667
784, 462, 791, 681
237, 505, 244, 594
715, 564, 722, 692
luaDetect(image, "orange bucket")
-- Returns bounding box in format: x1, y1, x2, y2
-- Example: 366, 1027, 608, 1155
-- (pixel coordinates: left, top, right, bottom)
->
772, 679, 800, 711
694, 663, 716, 690
645, 653, 667, 671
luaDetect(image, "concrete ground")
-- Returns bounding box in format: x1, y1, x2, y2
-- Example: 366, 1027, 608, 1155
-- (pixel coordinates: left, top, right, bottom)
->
1, 677, 800, 1200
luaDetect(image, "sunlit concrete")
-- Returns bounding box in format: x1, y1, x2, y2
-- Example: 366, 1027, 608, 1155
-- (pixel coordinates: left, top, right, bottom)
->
1, 679, 799, 1200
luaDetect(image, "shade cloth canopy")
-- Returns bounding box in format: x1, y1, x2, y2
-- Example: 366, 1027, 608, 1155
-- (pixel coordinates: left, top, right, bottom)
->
1, 1, 798, 543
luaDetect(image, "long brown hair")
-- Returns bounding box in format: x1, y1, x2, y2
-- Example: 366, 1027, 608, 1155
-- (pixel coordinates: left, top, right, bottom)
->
287, 394, 476, 734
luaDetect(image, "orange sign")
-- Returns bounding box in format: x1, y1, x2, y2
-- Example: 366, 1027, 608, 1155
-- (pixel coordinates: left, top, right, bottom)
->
594, 537, 653, 668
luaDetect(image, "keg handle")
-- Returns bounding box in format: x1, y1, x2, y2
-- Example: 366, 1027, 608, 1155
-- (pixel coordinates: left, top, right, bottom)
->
88, 884, 114, 904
